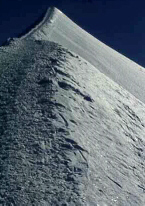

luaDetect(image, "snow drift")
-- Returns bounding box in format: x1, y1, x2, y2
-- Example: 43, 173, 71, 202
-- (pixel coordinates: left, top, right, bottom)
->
0, 7, 145, 206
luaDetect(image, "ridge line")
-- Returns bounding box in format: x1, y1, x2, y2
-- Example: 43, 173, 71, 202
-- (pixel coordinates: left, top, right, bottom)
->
20, 7, 57, 40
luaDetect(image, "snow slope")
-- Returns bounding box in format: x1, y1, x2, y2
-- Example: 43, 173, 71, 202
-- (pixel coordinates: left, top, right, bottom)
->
20, 7, 145, 104
0, 6, 145, 206
0, 39, 145, 205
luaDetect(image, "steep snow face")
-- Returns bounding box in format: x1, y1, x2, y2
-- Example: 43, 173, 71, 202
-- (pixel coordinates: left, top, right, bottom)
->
0, 40, 145, 205
21, 7, 145, 104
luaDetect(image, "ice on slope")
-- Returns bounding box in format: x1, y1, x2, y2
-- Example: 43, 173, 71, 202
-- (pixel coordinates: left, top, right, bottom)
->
0, 39, 145, 205
19, 7, 145, 104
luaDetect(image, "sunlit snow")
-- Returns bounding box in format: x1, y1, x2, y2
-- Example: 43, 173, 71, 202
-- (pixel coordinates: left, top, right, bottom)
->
0, 7, 145, 206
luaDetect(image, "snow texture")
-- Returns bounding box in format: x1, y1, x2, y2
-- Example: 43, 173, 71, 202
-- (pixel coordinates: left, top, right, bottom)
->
0, 7, 145, 206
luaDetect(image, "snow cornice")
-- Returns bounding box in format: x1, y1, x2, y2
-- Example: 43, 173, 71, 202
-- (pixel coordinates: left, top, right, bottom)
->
18, 7, 61, 40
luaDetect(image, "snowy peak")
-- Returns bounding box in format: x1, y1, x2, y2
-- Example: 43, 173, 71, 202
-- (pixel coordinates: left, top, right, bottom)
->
0, 6, 145, 206
18, 7, 145, 104
19, 7, 58, 39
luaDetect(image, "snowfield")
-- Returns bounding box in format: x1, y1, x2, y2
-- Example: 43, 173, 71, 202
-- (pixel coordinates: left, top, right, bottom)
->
0, 7, 145, 206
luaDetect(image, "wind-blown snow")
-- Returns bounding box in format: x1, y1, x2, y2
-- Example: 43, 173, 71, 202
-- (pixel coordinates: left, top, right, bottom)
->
0, 7, 145, 206
0, 39, 145, 205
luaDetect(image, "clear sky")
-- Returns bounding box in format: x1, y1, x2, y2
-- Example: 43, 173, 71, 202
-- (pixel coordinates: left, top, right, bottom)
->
0, 0, 144, 67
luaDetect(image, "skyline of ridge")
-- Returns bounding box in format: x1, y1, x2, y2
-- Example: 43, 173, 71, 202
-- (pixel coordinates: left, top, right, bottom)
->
5, 6, 145, 105
0, 0, 145, 67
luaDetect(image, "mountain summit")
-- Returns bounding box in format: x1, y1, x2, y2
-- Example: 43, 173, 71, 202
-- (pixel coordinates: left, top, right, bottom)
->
19, 7, 145, 104
0, 7, 145, 206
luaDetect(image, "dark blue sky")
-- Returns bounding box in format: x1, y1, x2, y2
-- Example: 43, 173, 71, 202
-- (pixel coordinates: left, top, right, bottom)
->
0, 0, 144, 67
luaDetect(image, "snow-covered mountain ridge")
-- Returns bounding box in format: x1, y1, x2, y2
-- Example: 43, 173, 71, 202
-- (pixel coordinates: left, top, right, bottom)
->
0, 7, 145, 206
19, 7, 145, 104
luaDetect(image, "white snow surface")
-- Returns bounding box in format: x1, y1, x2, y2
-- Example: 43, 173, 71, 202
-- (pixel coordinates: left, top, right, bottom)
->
21, 7, 145, 104
0, 38, 145, 205
0, 7, 145, 206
